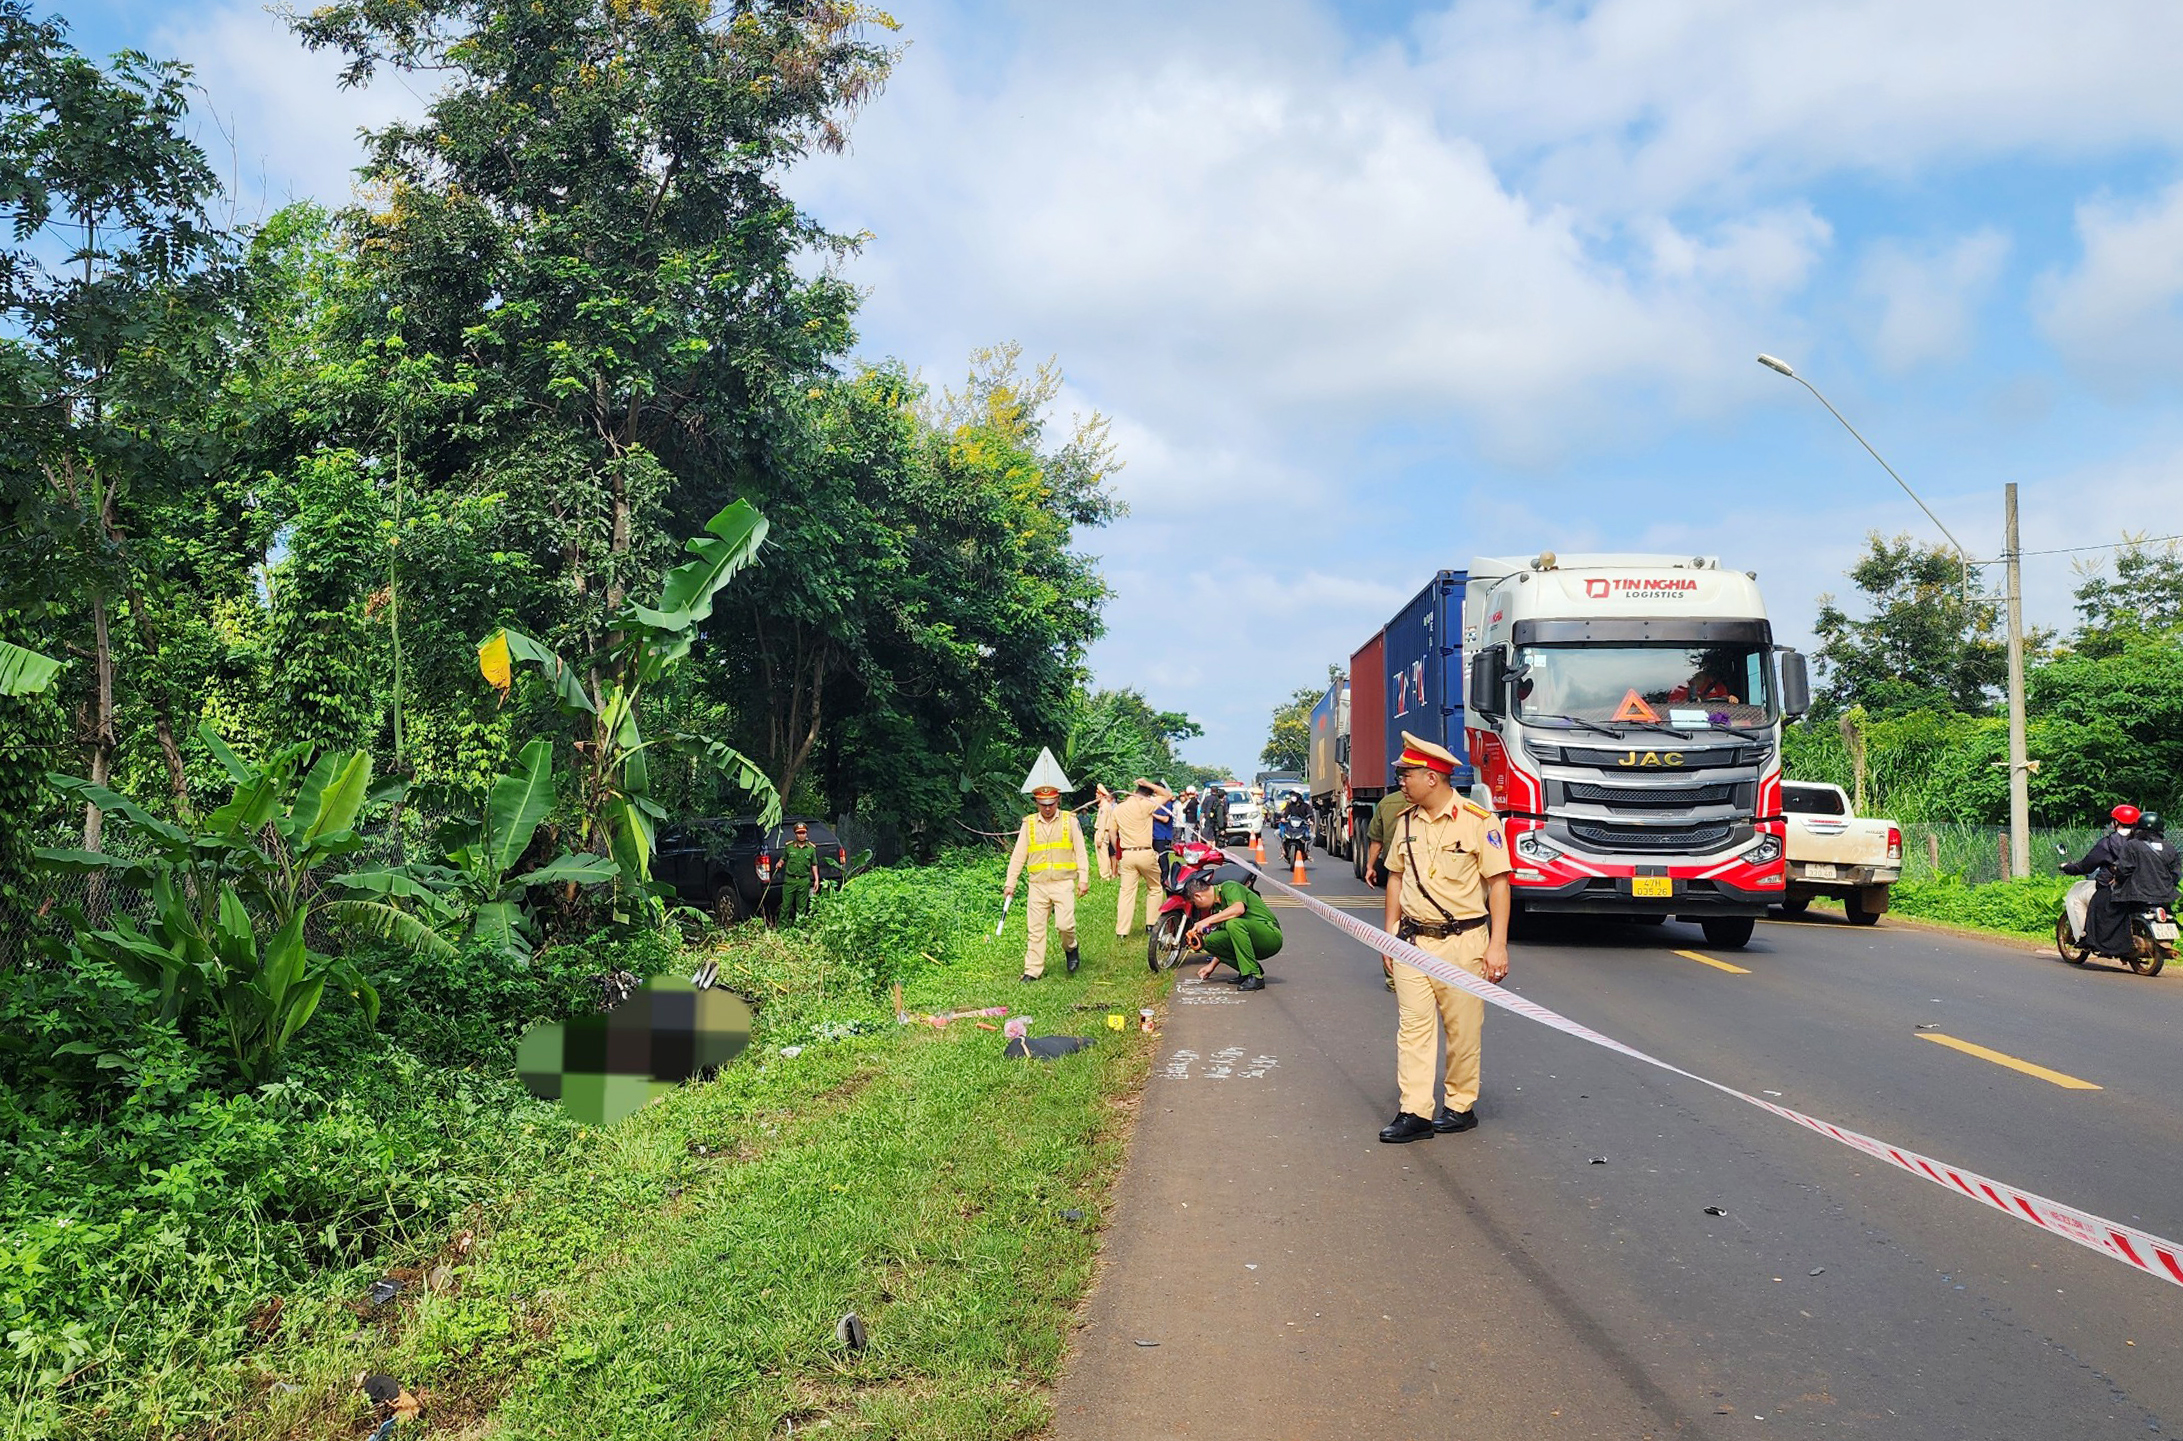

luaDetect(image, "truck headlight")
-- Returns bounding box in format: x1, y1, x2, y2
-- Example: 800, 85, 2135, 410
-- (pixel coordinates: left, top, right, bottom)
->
1740, 835, 1781, 865
1516, 831, 1562, 864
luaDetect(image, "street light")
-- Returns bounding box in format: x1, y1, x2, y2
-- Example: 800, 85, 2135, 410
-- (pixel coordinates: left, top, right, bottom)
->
1754, 355, 1971, 591
1756, 354, 2031, 881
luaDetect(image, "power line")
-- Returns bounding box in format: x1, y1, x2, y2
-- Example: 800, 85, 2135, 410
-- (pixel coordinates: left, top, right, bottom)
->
1968, 533, 2183, 565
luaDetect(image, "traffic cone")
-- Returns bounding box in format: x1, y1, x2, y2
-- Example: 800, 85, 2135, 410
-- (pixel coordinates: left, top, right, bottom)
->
1251, 833, 1266, 864
1290, 851, 1309, 886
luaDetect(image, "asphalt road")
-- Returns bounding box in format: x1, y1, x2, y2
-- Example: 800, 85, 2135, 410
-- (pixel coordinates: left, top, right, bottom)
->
1052, 836, 2183, 1440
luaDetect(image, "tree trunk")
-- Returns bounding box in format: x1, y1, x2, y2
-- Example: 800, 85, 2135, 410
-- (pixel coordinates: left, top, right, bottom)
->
776, 645, 829, 804
82, 592, 115, 853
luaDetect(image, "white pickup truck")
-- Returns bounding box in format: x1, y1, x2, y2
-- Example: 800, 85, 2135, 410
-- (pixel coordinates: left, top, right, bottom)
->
1779, 781, 1902, 926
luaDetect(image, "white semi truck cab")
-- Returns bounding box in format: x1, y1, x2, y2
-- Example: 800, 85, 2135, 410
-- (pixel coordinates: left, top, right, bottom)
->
1462, 553, 1812, 949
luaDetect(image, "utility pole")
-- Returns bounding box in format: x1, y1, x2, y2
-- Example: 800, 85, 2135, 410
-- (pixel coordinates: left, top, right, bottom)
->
2004, 483, 2030, 880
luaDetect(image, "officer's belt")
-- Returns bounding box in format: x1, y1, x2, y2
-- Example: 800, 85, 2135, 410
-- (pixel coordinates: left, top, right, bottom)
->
1397, 912, 1488, 942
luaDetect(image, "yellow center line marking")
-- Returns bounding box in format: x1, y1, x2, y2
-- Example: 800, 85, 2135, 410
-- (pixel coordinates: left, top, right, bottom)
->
1673, 949, 1750, 974
1919, 1032, 2102, 1090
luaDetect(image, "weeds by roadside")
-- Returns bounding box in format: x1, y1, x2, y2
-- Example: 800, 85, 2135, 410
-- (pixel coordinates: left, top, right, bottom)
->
6, 853, 1167, 1440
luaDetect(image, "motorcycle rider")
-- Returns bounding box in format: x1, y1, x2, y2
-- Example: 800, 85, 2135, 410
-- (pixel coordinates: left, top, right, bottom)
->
2136, 813, 2182, 895
2061, 804, 2147, 956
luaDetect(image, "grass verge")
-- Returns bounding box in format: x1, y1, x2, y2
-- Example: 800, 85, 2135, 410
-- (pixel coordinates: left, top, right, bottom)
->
230, 866, 1169, 1440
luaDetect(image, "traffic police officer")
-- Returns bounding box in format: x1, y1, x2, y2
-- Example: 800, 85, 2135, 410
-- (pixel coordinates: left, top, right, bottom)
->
1005, 784, 1090, 980
1092, 783, 1120, 880
1113, 778, 1171, 938
1378, 731, 1512, 1144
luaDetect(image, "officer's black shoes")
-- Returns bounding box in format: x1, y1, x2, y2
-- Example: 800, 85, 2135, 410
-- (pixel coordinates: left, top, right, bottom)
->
1019, 972, 1040, 983
1237, 974, 1265, 991
1433, 1106, 1477, 1134
1378, 1112, 1435, 1144
1065, 947, 1081, 975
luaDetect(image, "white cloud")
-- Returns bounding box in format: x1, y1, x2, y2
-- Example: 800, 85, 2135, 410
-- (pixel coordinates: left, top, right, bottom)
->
805, 9, 1830, 464
1858, 229, 2010, 371
2036, 181, 2183, 387
157, 2, 418, 223
1412, 0, 2183, 210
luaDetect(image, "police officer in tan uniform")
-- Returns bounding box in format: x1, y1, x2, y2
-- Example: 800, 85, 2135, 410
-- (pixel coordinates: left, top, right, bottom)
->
1378, 731, 1512, 1143
1092, 783, 1120, 881
1005, 784, 1091, 981
1112, 778, 1171, 938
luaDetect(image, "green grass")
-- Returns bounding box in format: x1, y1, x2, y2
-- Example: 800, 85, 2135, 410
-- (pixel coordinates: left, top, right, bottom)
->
1869, 875, 2072, 938
228, 870, 1169, 1441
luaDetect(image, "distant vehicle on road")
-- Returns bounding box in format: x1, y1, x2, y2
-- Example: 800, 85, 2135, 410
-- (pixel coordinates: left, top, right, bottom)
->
1216, 784, 1263, 846
1778, 782, 1900, 925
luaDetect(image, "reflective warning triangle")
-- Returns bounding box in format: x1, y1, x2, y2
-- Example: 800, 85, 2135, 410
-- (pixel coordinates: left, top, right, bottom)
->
1612, 689, 1661, 723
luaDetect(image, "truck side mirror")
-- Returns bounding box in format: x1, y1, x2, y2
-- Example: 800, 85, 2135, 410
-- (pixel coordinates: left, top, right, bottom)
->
1779, 649, 1811, 719
1468, 649, 1507, 718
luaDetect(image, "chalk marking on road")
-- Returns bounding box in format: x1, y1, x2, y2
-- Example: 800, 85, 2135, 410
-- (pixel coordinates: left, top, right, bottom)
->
1231, 852, 2183, 1292
1674, 949, 1750, 975
1919, 1032, 2102, 1090
1157, 1045, 1279, 1081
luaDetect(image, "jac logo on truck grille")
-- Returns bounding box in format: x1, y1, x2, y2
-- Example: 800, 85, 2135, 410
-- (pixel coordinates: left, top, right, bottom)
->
1617, 751, 1685, 767
1585, 577, 1698, 600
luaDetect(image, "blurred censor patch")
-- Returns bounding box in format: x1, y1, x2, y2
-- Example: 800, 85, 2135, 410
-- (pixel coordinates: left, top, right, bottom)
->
516, 975, 753, 1124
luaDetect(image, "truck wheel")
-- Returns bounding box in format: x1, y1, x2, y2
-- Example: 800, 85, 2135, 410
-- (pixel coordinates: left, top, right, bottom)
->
1842, 892, 1882, 927
1700, 917, 1755, 949
1777, 896, 1810, 915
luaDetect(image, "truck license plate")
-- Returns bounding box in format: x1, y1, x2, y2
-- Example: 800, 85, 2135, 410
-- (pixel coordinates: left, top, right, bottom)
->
1631, 876, 1673, 898
2153, 921, 2180, 942
1804, 863, 1838, 880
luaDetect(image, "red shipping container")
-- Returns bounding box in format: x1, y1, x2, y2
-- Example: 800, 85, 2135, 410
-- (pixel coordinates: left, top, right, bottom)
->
1348, 631, 1386, 798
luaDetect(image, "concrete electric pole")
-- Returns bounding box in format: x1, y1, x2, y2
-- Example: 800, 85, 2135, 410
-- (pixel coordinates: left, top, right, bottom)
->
2004, 483, 2031, 880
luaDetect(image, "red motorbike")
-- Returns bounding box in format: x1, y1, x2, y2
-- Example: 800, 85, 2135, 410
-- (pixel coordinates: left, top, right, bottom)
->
1147, 839, 1258, 972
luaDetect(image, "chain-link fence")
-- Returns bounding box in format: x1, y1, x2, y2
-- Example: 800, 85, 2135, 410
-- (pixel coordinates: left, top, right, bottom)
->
1896, 821, 2106, 885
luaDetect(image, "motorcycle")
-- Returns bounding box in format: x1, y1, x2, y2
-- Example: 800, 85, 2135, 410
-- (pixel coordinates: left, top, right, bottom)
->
2053, 846, 2177, 976
1147, 839, 1258, 972
1279, 812, 1310, 868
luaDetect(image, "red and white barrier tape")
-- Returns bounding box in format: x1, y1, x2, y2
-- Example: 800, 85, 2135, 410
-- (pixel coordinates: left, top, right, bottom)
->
1240, 857, 2183, 1290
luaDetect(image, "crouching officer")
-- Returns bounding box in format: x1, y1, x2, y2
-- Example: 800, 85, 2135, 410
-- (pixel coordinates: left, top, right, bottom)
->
1378, 731, 1511, 1144
1005, 785, 1090, 981
1183, 870, 1280, 991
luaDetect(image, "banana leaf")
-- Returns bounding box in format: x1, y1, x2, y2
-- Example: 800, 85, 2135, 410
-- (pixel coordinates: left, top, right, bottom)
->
484, 738, 556, 877
0, 641, 59, 696
510, 853, 617, 888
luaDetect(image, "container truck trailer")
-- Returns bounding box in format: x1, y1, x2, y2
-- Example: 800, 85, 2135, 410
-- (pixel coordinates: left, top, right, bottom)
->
1332, 555, 1810, 946
1339, 572, 1473, 879
1307, 677, 1348, 851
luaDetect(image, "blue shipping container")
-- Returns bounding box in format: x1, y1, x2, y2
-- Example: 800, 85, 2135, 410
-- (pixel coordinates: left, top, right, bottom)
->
1379, 570, 1472, 788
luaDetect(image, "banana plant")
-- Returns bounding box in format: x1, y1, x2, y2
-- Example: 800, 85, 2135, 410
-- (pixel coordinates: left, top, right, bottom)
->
336, 738, 617, 958
36, 724, 392, 1081
479, 500, 780, 914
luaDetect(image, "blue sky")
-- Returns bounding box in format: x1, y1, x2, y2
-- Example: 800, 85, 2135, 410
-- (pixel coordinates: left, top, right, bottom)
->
54, 0, 2183, 775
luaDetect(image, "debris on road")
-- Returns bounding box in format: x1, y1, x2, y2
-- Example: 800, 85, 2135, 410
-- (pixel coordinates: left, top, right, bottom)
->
1704, 1205, 1728, 1216
836, 1312, 868, 1350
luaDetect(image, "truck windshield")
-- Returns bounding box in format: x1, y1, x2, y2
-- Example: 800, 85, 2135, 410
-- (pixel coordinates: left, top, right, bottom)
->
1513, 643, 1775, 731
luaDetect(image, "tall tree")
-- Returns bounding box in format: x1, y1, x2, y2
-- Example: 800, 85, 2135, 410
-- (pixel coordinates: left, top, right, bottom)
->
1262, 666, 1341, 771
2069, 539, 2183, 658
292, 0, 898, 668
0, 3, 236, 845
733, 349, 1119, 818
1812, 534, 2011, 717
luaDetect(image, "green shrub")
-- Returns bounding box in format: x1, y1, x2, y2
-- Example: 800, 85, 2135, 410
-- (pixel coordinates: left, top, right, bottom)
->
1887, 875, 2073, 935
809, 849, 1007, 994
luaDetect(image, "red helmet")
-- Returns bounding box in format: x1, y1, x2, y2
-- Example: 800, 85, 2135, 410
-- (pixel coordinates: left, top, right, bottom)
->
2112, 804, 2143, 826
